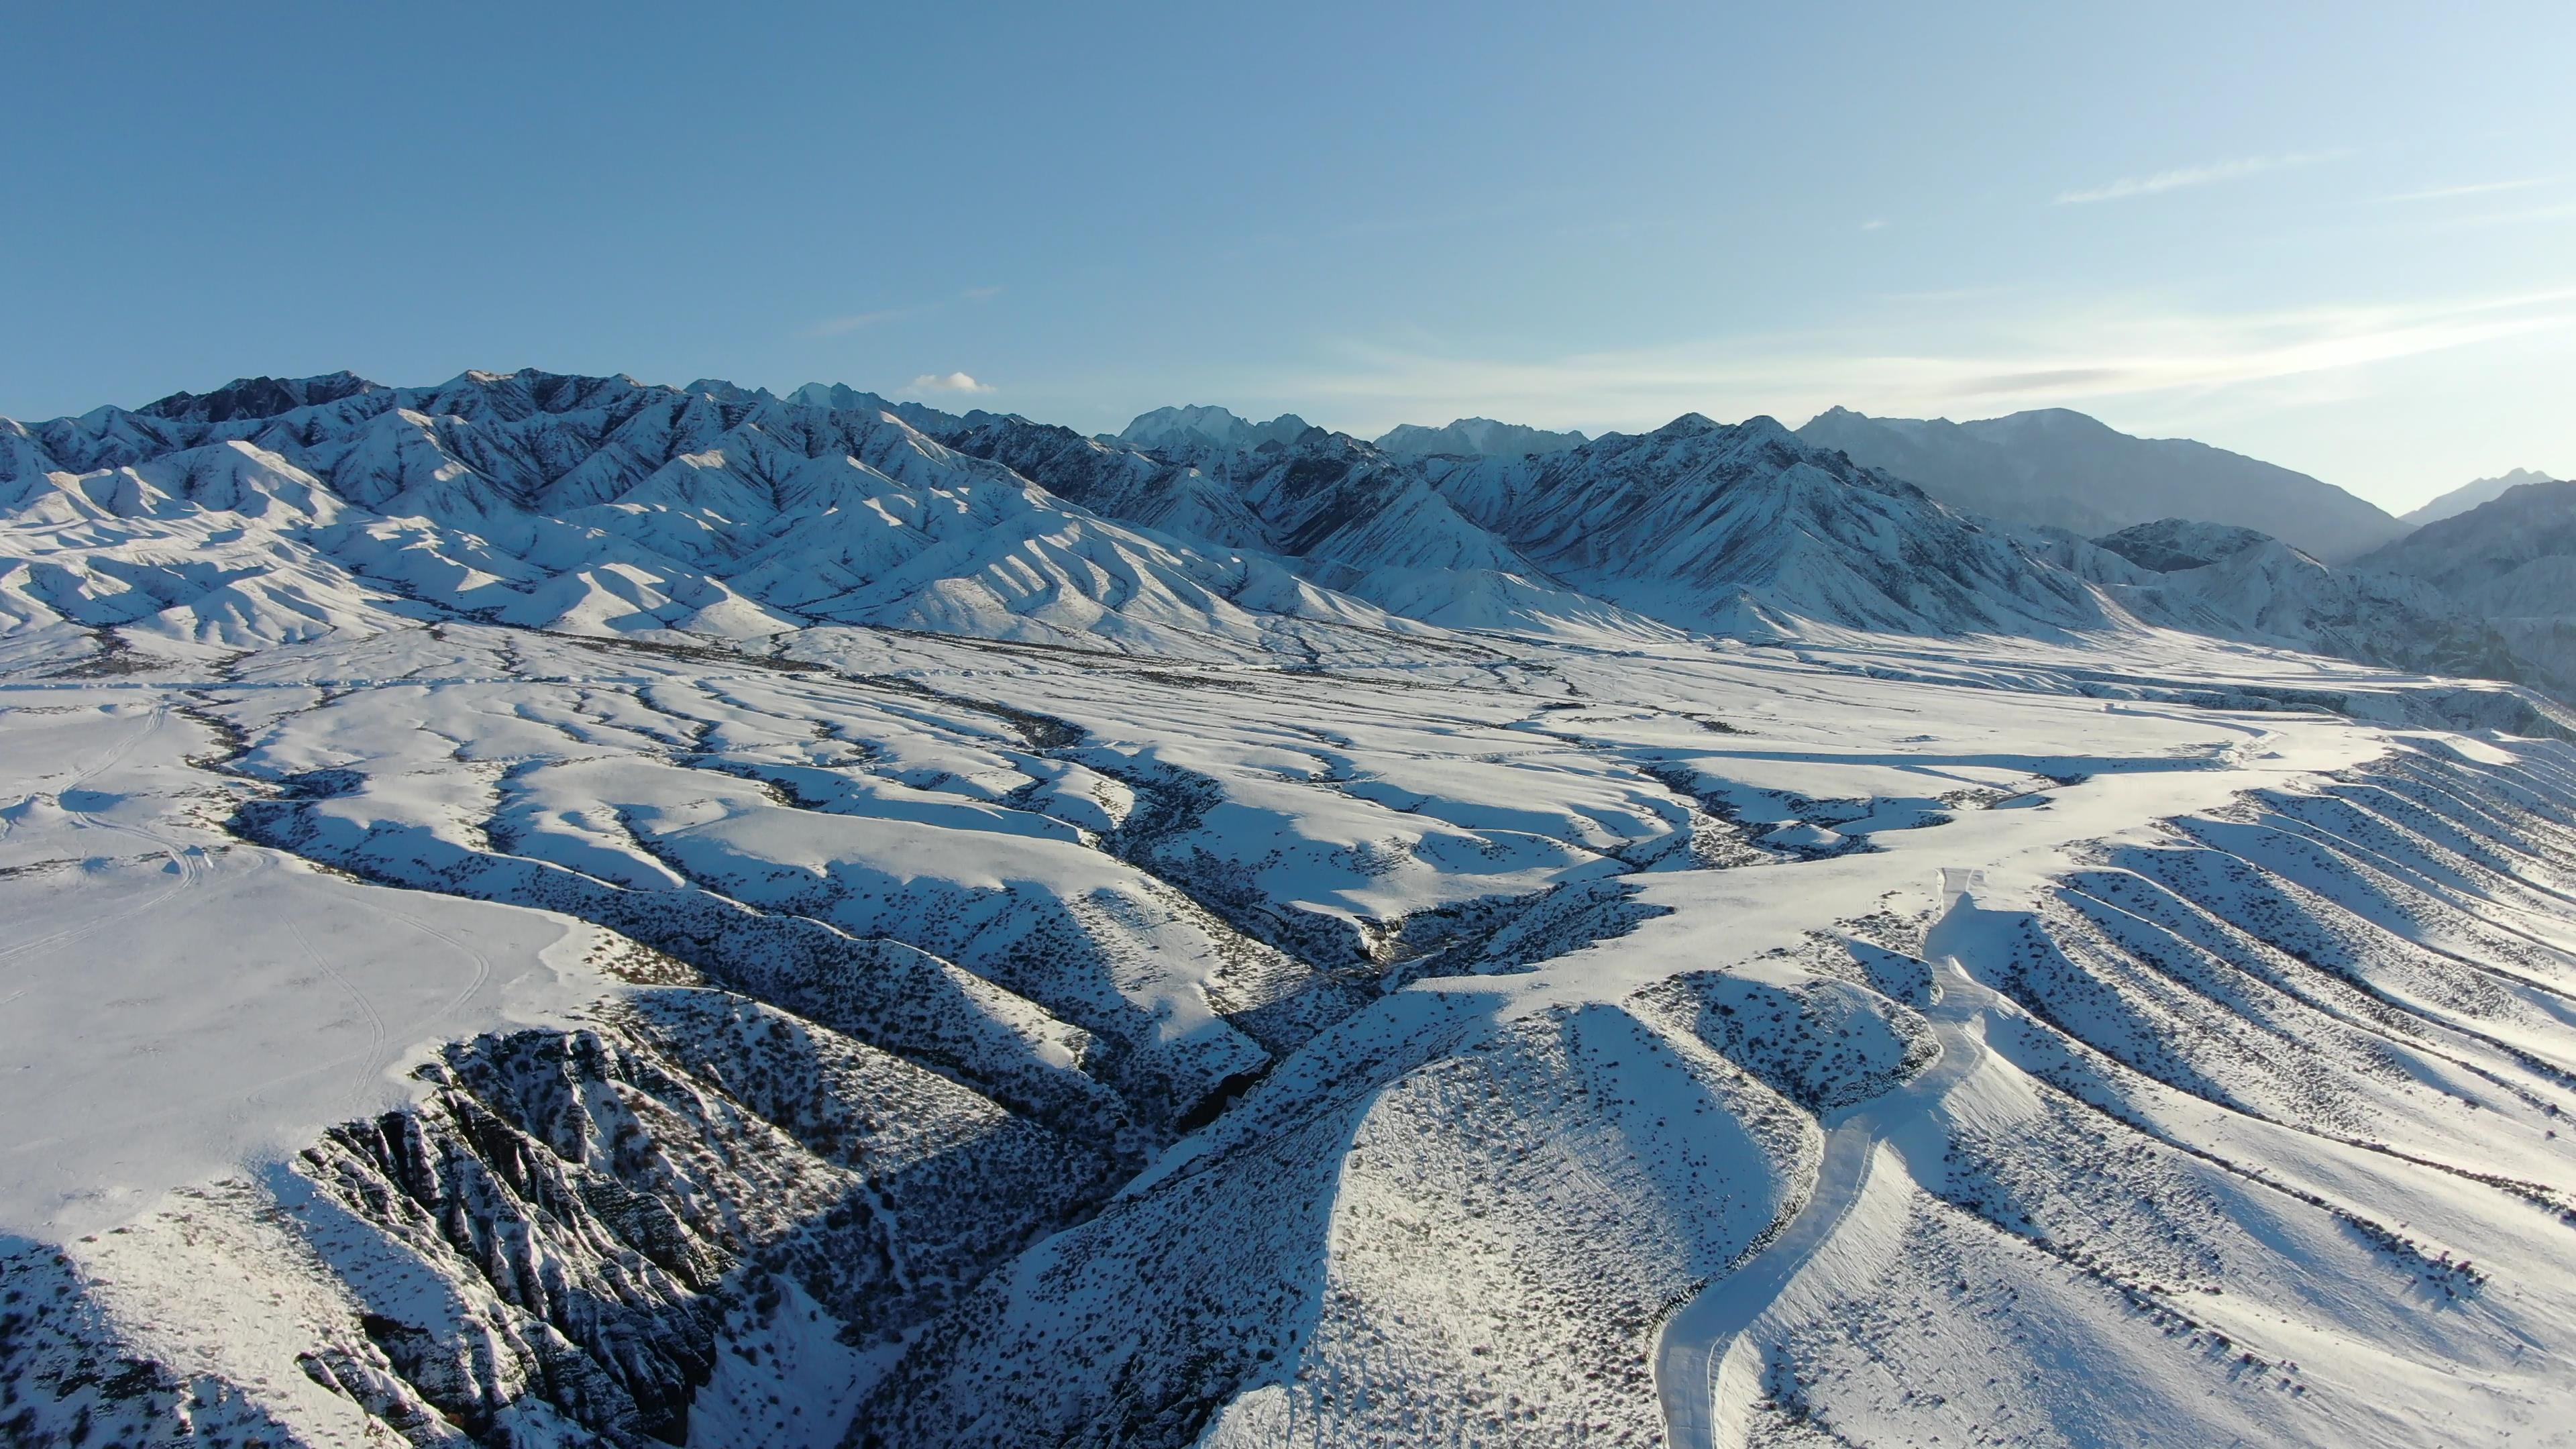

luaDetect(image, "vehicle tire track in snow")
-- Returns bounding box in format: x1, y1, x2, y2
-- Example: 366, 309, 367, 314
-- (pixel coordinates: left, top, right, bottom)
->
357, 898, 498, 1023
1654, 921, 2002, 1449
287, 916, 392, 1116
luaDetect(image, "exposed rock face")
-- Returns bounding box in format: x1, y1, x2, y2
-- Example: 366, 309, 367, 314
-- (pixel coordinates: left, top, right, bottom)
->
4, 985, 1114, 1448
2092, 518, 2281, 574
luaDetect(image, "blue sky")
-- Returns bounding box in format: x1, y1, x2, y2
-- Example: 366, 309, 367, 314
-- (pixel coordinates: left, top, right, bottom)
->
4, 1, 2568, 509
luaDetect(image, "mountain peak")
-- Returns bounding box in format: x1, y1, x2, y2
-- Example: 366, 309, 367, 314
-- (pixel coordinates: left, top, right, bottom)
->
1373, 417, 1587, 458
1983, 407, 2118, 438
1117, 405, 1313, 455
2093, 517, 2285, 573
785, 381, 895, 412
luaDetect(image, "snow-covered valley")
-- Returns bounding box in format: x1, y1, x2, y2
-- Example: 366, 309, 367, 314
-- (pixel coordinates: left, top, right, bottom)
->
6, 374, 2576, 1447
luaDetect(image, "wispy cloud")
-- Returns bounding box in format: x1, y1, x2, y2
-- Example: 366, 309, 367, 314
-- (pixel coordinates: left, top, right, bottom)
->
904, 372, 994, 394
2382, 176, 2552, 203
961, 285, 1003, 301
2419, 199, 2576, 231
2054, 150, 2344, 205
1859, 218, 1887, 231
1269, 284, 2576, 437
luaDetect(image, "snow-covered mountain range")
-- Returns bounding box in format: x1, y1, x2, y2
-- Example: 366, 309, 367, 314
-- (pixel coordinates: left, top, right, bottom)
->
7, 370, 2576, 1449
3, 371, 2553, 708
0, 371, 1419, 666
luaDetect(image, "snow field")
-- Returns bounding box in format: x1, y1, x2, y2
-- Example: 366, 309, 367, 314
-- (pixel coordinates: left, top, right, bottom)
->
4, 610, 2576, 1445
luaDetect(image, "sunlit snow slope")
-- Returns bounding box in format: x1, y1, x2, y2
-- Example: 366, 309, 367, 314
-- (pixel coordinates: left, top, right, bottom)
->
5, 372, 2576, 1449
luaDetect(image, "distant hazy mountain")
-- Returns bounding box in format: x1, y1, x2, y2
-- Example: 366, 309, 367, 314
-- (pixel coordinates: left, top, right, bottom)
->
2400, 468, 2561, 527
2361, 478, 2576, 690
1796, 405, 2409, 562
1374, 417, 1588, 458
1115, 405, 1316, 455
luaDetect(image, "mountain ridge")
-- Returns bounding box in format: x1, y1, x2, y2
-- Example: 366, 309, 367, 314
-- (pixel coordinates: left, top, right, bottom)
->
8, 369, 2562, 710
1796, 404, 2409, 561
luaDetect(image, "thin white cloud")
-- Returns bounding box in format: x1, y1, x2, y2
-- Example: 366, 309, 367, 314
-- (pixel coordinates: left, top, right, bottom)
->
2054, 151, 2343, 205
2381, 176, 2551, 203
905, 372, 994, 394
961, 285, 1003, 301
2420, 200, 2576, 231
1859, 219, 1887, 231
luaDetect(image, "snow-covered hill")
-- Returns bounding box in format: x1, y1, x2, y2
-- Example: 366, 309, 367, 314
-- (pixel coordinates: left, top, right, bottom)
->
1799, 405, 2410, 562
9, 616, 2576, 1449
9, 371, 2576, 1449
